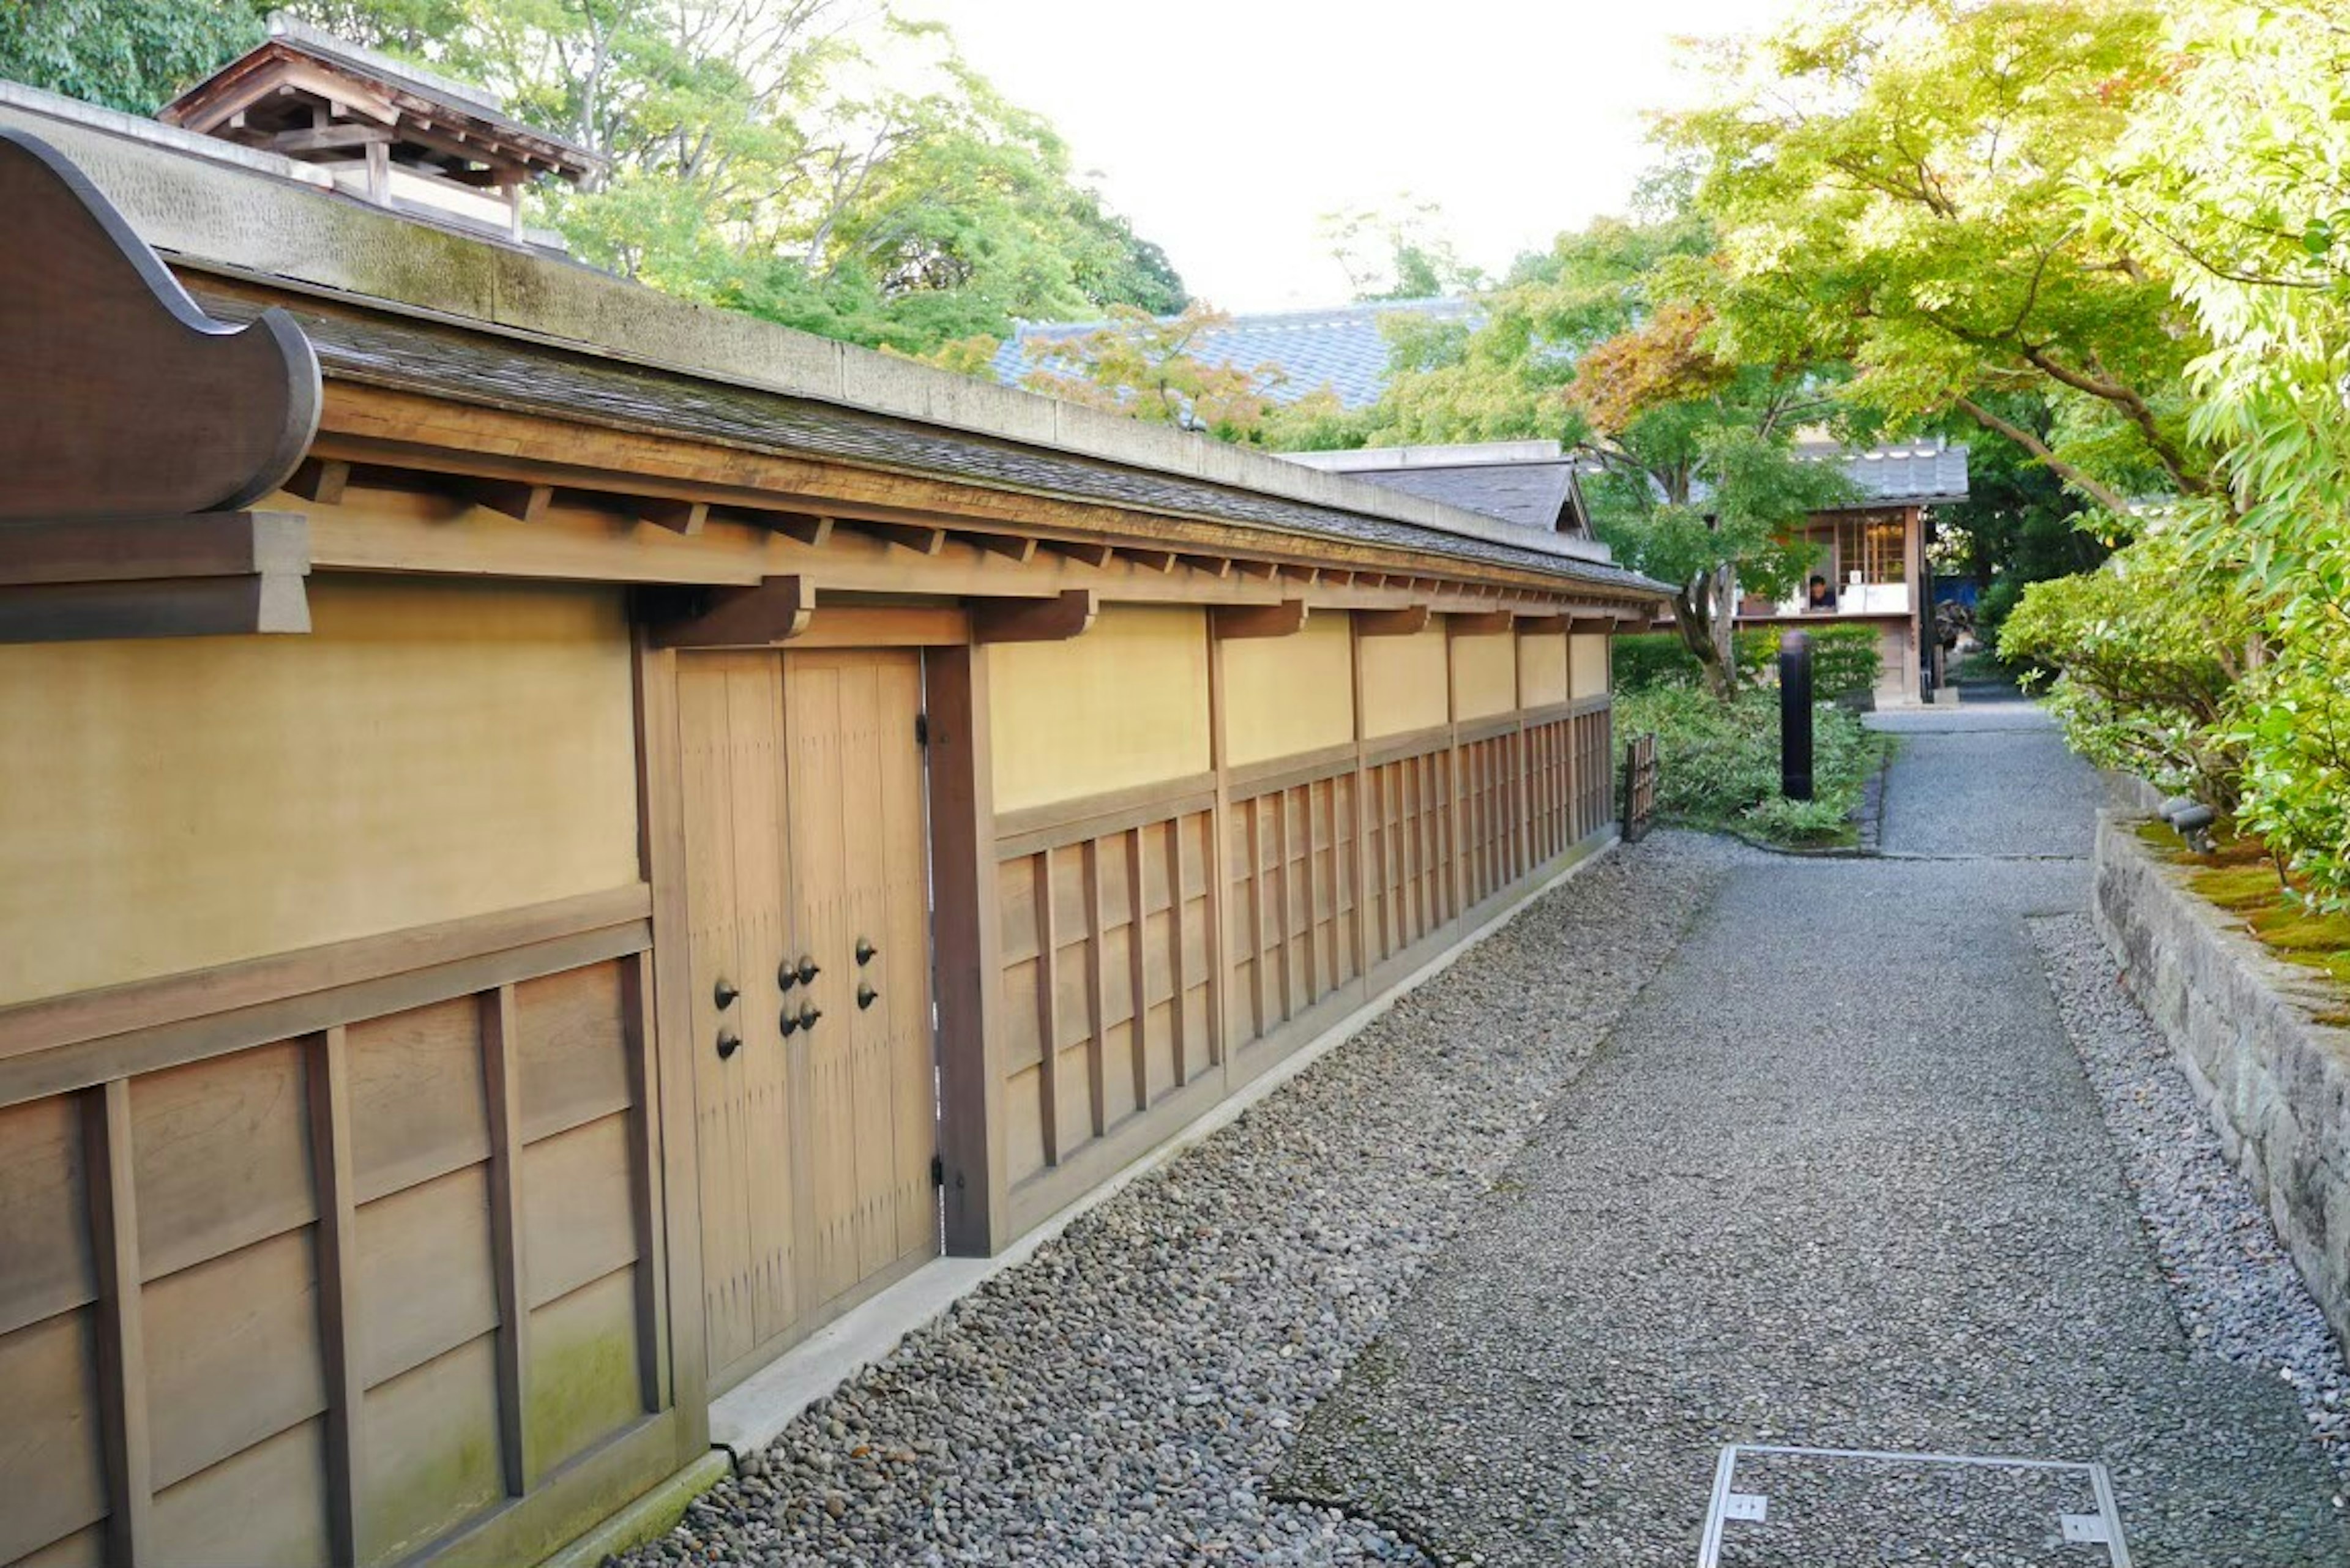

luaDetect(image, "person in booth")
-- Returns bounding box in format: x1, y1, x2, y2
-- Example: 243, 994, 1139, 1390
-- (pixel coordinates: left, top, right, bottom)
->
1805, 574, 1834, 612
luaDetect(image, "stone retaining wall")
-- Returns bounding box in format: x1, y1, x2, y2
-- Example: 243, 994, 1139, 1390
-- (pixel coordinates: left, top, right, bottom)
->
2093, 812, 2350, 1349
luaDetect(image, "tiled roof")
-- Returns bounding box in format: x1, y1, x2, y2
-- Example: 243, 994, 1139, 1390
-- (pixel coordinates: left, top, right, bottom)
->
206, 293, 1665, 598
1800, 438, 1971, 507
993, 299, 1476, 409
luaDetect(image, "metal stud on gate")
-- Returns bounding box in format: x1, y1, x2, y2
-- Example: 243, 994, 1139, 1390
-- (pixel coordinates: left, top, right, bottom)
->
715, 1028, 740, 1061
857, 982, 879, 1010
855, 936, 878, 965
712, 977, 739, 1009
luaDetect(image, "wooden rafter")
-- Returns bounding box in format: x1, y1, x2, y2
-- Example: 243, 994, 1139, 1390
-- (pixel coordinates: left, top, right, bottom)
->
1045, 540, 1113, 569
459, 477, 551, 523
1120, 548, 1176, 573
859, 520, 946, 556
635, 497, 707, 535
1179, 553, 1232, 579
284, 458, 350, 506
968, 533, 1039, 564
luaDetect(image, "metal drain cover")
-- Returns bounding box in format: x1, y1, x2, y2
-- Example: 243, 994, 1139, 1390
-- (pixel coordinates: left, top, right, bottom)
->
1698, 1445, 2132, 1567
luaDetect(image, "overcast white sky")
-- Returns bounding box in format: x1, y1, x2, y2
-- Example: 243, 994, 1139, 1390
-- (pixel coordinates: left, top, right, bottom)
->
906, 0, 1780, 312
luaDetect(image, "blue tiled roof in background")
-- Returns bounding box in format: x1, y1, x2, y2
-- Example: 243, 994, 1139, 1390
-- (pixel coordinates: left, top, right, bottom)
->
992, 298, 1475, 409
1796, 438, 1971, 507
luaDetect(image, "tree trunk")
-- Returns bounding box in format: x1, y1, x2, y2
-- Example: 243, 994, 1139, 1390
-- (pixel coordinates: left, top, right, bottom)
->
1674, 564, 1741, 701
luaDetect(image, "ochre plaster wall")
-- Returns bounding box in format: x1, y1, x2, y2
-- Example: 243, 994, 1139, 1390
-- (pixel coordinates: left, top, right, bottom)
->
1222, 615, 1356, 767
1571, 633, 1611, 699
0, 577, 641, 1007
989, 605, 1211, 812
1517, 631, 1569, 707
1357, 625, 1450, 739
1450, 630, 1516, 721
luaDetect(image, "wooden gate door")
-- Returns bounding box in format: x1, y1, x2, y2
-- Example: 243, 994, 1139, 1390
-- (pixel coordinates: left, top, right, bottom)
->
677, 649, 938, 1392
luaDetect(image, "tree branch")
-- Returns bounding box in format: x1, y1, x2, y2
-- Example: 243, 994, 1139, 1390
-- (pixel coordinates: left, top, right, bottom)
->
1955, 396, 2136, 517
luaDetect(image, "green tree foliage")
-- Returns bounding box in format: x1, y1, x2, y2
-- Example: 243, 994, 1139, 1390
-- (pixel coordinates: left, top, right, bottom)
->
1931, 394, 2113, 648
1999, 532, 2258, 812
0, 0, 271, 113
2086, 0, 2350, 906
1666, 0, 2214, 516
0, 0, 1184, 358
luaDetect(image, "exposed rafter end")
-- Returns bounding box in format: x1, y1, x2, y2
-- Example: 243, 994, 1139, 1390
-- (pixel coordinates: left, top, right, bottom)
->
973, 588, 1096, 644
1232, 559, 1281, 582
644, 575, 812, 649
283, 457, 349, 507
1120, 548, 1176, 573
1213, 599, 1308, 640
968, 532, 1039, 564
861, 519, 947, 556
457, 476, 551, 523
1046, 539, 1113, 569
1353, 605, 1431, 637
1179, 553, 1233, 579
636, 497, 708, 535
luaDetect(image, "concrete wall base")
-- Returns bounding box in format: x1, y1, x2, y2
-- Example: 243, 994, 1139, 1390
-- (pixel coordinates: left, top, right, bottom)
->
2092, 810, 2350, 1350
536, 1451, 731, 1568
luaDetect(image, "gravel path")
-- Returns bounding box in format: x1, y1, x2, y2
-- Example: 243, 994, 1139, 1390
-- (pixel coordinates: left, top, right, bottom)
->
1278, 704, 2350, 1566
619, 832, 1744, 1567
2034, 912, 2350, 1475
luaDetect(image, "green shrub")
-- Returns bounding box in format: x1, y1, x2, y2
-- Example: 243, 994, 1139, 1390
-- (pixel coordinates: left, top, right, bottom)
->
1613, 629, 1777, 692
1806, 623, 1884, 698
1613, 685, 1888, 846
1996, 536, 2254, 812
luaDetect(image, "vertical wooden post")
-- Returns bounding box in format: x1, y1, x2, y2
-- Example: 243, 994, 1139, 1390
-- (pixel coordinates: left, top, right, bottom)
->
1205, 621, 1235, 1080
1032, 854, 1061, 1168
1081, 838, 1108, 1137
1444, 617, 1468, 925
619, 952, 671, 1413
307, 1026, 365, 1566
633, 632, 707, 1444
926, 644, 1010, 1256
86, 1080, 151, 1567
1124, 827, 1150, 1111
1163, 823, 1190, 1088
1348, 616, 1371, 982
480, 984, 532, 1496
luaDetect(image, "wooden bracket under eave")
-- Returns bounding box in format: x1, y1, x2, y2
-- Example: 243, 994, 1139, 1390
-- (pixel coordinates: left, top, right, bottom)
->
1445, 610, 1515, 635
1212, 600, 1308, 640
1352, 605, 1431, 637
0, 510, 311, 641
458, 477, 553, 523
644, 575, 813, 648
972, 589, 1096, 644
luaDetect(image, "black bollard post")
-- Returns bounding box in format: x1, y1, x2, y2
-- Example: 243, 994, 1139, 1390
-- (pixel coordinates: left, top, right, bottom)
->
1780, 629, 1814, 801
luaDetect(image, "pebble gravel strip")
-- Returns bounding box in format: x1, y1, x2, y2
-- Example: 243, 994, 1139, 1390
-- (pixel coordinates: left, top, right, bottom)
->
616, 832, 1744, 1567
2033, 913, 2350, 1484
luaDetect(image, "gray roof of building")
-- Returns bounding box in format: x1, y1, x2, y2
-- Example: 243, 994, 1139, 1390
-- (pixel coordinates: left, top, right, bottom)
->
204, 291, 1663, 596
1801, 438, 1971, 507
994, 298, 1475, 409
1341, 463, 1580, 534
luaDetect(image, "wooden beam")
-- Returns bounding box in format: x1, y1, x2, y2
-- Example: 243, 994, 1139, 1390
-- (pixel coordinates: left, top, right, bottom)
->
284, 458, 349, 506
928, 645, 1007, 1254
972, 588, 1095, 644
635, 497, 707, 535
0, 511, 307, 586
967, 532, 1039, 564
460, 477, 552, 523
1213, 599, 1309, 640
1447, 611, 1514, 635
480, 985, 532, 1493
1179, 553, 1233, 578
1513, 613, 1570, 633
644, 575, 812, 648
0, 572, 310, 641
1120, 547, 1176, 573
1568, 616, 1618, 635
1354, 605, 1431, 637
860, 519, 947, 555
88, 1081, 152, 1567
1233, 559, 1281, 581
264, 122, 395, 154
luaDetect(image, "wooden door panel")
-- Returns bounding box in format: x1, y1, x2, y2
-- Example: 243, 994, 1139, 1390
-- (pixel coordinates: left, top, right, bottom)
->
874, 654, 938, 1263
720, 655, 798, 1347
676, 658, 753, 1377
